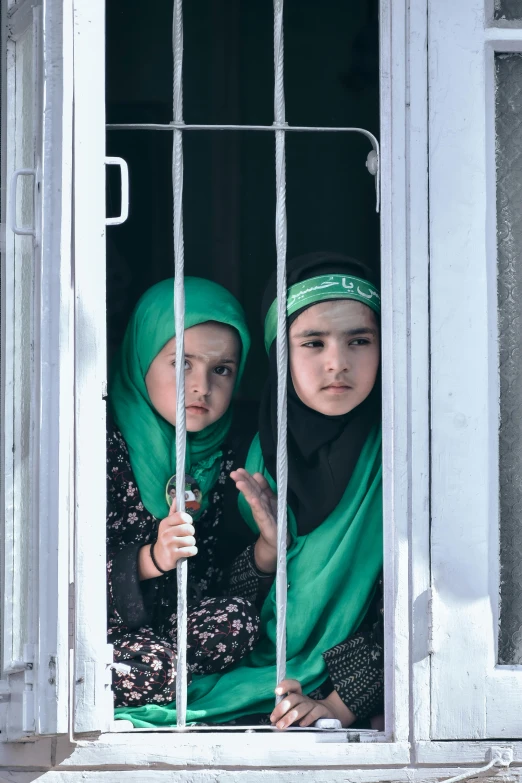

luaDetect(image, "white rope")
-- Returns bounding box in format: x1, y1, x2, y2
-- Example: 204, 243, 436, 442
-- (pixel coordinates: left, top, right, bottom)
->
172, 0, 188, 728
439, 760, 497, 783
273, 0, 289, 702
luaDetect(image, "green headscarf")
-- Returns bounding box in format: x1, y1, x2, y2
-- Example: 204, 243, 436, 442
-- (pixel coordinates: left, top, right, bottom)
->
114, 272, 382, 728
110, 277, 250, 520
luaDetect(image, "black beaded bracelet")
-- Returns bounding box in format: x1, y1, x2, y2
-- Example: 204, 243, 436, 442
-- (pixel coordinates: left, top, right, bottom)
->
149, 539, 168, 574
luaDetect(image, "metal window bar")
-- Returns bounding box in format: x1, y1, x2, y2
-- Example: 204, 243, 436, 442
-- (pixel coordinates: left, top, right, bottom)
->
273, 0, 289, 699
172, 0, 188, 726
108, 0, 380, 730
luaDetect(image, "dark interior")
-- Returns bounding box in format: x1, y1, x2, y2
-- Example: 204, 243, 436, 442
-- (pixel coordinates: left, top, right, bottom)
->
105, 0, 379, 404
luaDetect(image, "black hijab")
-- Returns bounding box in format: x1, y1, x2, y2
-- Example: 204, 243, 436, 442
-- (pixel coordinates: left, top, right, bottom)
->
259, 252, 381, 536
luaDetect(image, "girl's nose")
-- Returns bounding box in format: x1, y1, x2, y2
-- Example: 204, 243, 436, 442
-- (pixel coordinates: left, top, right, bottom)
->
326, 344, 350, 373
190, 368, 211, 396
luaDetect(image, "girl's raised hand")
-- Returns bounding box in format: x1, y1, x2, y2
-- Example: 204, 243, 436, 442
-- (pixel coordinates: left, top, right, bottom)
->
231, 468, 282, 573
231, 469, 277, 540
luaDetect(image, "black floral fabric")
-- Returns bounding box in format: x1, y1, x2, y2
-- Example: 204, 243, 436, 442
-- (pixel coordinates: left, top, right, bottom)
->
110, 597, 259, 707
107, 424, 259, 707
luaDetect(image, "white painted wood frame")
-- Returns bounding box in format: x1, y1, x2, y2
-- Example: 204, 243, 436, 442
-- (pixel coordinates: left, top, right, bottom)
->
72, 0, 113, 735
1, 0, 74, 739
429, 0, 522, 740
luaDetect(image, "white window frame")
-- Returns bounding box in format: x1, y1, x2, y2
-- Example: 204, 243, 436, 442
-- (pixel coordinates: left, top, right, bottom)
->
1, 0, 521, 770
14, 0, 518, 775
0, 0, 73, 740
64, 0, 426, 765
428, 0, 522, 743
71, 0, 113, 735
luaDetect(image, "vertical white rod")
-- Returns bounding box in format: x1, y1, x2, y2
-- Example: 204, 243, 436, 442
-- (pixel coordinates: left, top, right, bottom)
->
273, 0, 289, 699
172, 0, 188, 728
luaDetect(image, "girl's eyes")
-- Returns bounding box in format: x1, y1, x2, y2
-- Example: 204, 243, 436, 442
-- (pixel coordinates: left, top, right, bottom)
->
302, 341, 324, 349
213, 365, 232, 377
170, 361, 232, 376
301, 338, 371, 349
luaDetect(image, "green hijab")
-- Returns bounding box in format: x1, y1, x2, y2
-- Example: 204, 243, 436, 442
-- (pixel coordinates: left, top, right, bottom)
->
110, 276, 250, 520
114, 268, 382, 728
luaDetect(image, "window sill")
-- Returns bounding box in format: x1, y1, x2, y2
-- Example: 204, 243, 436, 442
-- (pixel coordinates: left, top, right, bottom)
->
49, 732, 411, 768
5, 737, 522, 774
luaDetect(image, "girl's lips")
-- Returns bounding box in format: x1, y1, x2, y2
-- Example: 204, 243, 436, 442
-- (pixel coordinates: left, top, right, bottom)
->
323, 385, 352, 394
186, 404, 209, 414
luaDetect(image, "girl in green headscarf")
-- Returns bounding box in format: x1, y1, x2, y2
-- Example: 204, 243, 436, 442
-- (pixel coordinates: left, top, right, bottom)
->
106, 277, 259, 708
114, 254, 384, 729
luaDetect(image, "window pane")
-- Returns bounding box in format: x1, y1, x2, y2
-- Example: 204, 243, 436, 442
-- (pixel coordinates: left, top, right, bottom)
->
495, 0, 522, 20
496, 53, 522, 664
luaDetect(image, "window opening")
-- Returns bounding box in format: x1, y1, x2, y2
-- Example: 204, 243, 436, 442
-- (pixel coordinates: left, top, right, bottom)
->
105, 0, 381, 733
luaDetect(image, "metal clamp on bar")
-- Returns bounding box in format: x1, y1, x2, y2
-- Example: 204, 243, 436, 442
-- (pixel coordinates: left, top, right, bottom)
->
366, 149, 380, 212
314, 718, 343, 730
105, 157, 129, 226
9, 168, 36, 236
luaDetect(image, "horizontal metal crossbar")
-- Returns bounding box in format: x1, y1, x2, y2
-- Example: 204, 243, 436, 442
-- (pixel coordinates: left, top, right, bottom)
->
106, 122, 378, 144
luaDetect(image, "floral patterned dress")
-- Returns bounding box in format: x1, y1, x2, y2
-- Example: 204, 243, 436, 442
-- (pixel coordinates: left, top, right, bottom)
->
106, 425, 259, 707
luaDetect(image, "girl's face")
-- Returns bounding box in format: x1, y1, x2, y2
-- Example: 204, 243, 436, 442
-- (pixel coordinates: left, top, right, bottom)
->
289, 300, 380, 416
145, 321, 240, 432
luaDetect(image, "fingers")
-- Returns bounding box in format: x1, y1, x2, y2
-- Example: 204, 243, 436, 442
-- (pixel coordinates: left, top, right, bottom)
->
234, 478, 264, 509
157, 514, 197, 565
249, 473, 278, 504
162, 524, 195, 542
150, 529, 198, 572
270, 682, 303, 726
164, 511, 193, 527
270, 695, 320, 730
168, 498, 177, 514
162, 529, 196, 548
231, 469, 261, 497
276, 679, 302, 696
270, 681, 312, 730
270, 693, 303, 724
252, 472, 271, 491
176, 545, 198, 558
297, 705, 329, 728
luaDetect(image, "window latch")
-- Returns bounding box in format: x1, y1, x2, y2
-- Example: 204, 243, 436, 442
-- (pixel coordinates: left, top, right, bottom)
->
105, 157, 129, 226
9, 169, 37, 238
